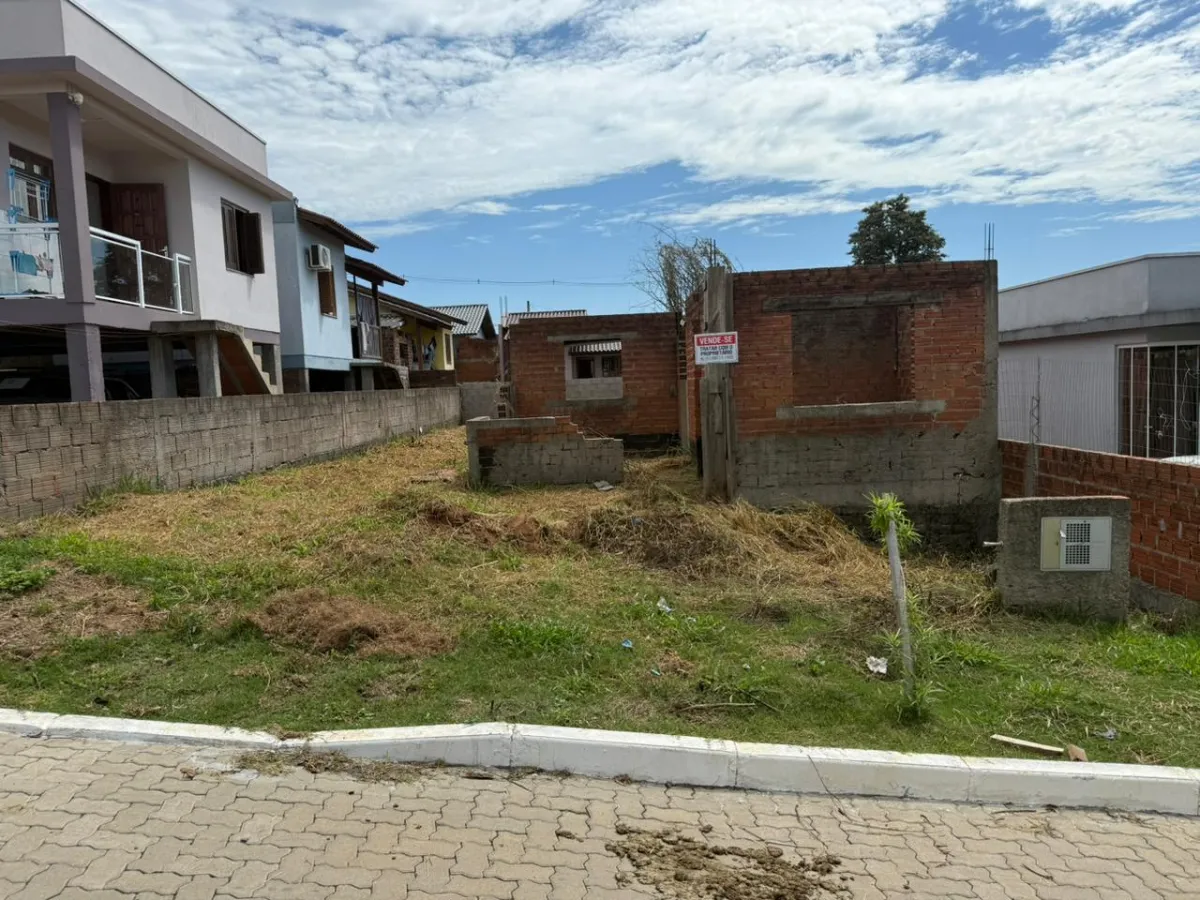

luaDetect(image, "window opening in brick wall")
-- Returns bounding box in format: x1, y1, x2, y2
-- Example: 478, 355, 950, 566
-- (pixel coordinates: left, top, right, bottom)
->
1118, 343, 1199, 458
567, 341, 622, 380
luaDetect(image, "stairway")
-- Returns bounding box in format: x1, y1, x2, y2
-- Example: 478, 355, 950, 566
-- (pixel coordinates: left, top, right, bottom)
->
216, 333, 276, 395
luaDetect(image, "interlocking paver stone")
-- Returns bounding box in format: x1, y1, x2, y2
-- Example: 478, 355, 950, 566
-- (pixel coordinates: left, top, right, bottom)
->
0, 735, 1197, 899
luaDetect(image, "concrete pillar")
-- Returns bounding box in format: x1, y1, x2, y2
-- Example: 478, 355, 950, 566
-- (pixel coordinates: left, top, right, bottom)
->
194, 333, 222, 397
360, 367, 375, 391
48, 92, 97, 307
65, 322, 104, 401
344, 371, 357, 391
148, 336, 177, 398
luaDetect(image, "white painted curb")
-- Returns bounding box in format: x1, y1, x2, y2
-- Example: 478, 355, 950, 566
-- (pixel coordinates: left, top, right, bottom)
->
2, 709, 1197, 816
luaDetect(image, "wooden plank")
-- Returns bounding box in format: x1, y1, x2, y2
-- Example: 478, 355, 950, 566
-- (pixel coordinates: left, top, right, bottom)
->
990, 734, 1065, 757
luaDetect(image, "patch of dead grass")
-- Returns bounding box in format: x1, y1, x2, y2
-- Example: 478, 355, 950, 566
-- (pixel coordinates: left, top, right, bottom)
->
0, 569, 165, 659
250, 588, 454, 657
418, 498, 553, 550
39, 429, 469, 565
235, 749, 423, 782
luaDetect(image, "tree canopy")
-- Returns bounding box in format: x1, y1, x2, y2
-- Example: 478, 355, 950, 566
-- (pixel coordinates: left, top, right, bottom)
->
848, 194, 946, 265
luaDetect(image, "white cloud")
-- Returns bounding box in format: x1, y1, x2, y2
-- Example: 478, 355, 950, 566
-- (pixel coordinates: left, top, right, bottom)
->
75, 0, 1200, 230
1047, 224, 1102, 237
453, 200, 516, 216
1108, 205, 1200, 223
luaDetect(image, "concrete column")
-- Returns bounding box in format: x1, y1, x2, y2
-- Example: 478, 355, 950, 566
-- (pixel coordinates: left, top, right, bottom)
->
47, 92, 97, 307
344, 371, 357, 391
360, 367, 375, 391
282, 368, 310, 394
65, 322, 104, 401
148, 336, 177, 398
194, 333, 222, 397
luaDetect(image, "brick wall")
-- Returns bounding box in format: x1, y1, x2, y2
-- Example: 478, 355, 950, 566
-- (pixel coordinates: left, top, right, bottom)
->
409, 370, 458, 389
687, 262, 999, 548
1001, 440, 1200, 607
0, 388, 461, 522
456, 337, 500, 383
467, 416, 623, 486
508, 313, 680, 449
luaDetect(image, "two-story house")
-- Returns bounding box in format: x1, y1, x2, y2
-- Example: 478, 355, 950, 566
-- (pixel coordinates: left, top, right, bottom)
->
0, 0, 291, 402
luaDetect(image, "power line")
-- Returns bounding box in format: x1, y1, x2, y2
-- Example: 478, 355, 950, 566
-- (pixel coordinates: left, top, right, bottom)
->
402, 274, 637, 287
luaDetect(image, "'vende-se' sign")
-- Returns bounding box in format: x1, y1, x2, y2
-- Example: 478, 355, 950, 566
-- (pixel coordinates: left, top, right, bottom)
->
694, 331, 739, 365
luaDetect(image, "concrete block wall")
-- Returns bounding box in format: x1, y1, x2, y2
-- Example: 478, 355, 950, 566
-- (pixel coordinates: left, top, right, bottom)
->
460, 382, 502, 422
455, 337, 500, 383
997, 495, 1131, 622
687, 262, 1000, 550
1002, 439, 1200, 613
409, 370, 458, 389
0, 388, 460, 522
467, 416, 623, 487
507, 313, 680, 447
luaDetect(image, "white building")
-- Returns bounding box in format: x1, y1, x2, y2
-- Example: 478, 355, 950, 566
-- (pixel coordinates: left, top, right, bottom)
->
0, 0, 292, 401
999, 253, 1200, 458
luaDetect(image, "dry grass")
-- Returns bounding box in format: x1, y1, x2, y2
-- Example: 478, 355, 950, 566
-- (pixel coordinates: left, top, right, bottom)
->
250, 588, 454, 657
0, 568, 165, 659
38, 430, 471, 566
235, 748, 423, 782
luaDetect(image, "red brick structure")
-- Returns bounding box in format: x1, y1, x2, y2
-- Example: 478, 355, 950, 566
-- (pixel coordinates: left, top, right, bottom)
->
507, 312, 681, 451
455, 337, 500, 383
1002, 440, 1200, 609
687, 262, 999, 547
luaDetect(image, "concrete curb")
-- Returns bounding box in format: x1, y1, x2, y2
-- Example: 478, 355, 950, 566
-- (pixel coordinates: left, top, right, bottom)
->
3, 709, 1197, 816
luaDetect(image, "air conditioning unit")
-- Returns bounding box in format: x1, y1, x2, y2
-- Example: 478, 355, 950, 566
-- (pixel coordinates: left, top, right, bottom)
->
306, 244, 333, 271
1040, 516, 1113, 571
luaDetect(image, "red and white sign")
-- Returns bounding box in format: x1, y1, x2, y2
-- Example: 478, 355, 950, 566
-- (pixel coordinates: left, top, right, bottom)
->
694, 331, 739, 365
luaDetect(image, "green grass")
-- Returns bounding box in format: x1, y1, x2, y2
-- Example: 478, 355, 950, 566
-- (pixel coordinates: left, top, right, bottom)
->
2, 428, 1199, 766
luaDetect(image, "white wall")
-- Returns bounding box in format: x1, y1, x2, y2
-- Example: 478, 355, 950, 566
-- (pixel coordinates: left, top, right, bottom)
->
0, 0, 66, 59
187, 157, 279, 334
998, 330, 1154, 453
58, 0, 268, 172
1000, 259, 1151, 333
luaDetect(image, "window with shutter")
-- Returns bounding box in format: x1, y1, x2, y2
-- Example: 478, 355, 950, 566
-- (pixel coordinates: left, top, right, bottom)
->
221, 200, 264, 275
318, 271, 337, 317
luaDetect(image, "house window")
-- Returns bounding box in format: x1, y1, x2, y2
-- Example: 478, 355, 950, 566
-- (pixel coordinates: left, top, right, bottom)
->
1118, 344, 1200, 458
8, 145, 55, 222
445, 335, 454, 367
220, 200, 264, 275
567, 341, 622, 380
318, 270, 337, 317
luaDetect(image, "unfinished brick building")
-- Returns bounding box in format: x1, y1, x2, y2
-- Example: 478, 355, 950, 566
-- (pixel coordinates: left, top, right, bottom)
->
687, 262, 1000, 548
507, 312, 681, 451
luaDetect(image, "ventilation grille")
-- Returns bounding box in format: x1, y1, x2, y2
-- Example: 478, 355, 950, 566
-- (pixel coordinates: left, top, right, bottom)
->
1064, 521, 1091, 544
1064, 543, 1091, 567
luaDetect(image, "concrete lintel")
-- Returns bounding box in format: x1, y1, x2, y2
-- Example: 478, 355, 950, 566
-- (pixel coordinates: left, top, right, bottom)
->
1000, 308, 1200, 344
151, 319, 246, 337
763, 291, 944, 313
545, 331, 640, 344
468, 416, 562, 431
776, 399, 946, 420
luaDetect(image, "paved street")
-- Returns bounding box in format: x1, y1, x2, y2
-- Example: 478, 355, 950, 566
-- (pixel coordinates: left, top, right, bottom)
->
1, 731, 1198, 899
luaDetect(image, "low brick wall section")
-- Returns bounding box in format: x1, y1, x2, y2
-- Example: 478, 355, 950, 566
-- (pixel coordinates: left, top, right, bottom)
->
0, 388, 461, 522
409, 370, 458, 389
460, 382, 502, 421
467, 416, 623, 487
1001, 439, 1200, 611
456, 337, 500, 383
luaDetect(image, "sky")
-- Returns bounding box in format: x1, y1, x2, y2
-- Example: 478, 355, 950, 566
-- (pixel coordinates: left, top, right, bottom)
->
80, 0, 1200, 317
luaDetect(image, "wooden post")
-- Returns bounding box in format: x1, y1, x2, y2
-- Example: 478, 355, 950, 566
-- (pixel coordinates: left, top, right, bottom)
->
700, 267, 735, 502
887, 519, 916, 704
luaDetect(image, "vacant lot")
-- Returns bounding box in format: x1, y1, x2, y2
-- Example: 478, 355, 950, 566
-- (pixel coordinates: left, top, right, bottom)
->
2, 427, 1199, 766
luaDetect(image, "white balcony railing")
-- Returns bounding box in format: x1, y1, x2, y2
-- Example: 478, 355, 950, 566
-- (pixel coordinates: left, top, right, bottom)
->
1, 222, 196, 314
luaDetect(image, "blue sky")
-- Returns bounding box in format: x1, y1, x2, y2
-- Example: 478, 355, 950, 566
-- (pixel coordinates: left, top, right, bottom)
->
83, 0, 1200, 317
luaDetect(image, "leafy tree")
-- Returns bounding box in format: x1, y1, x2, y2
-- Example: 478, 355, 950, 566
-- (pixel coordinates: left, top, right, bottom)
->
633, 229, 734, 317
848, 194, 946, 265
